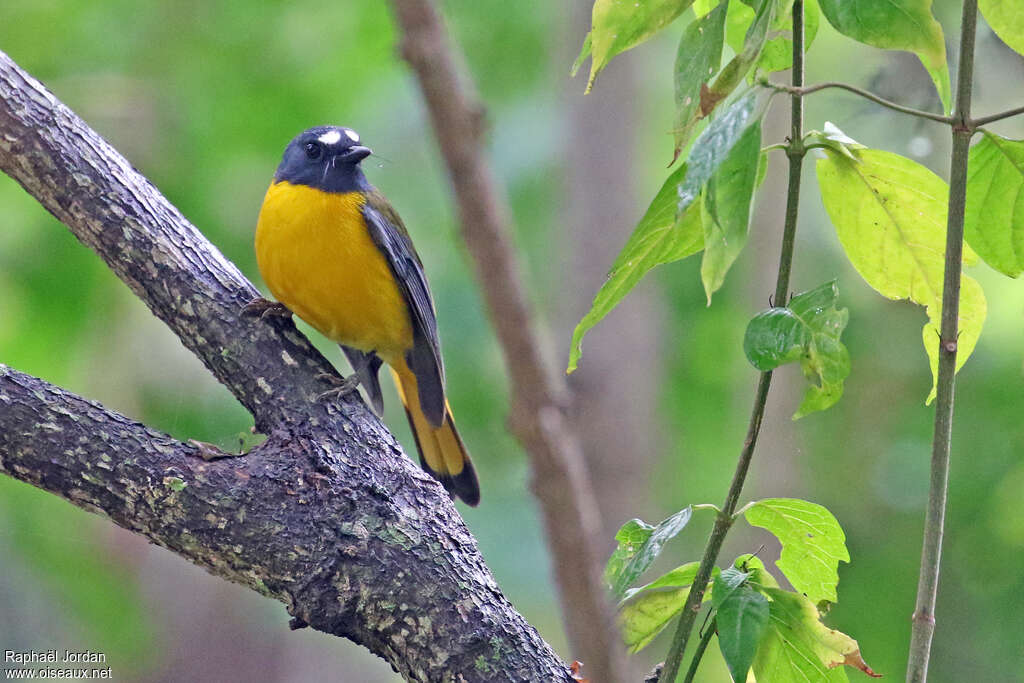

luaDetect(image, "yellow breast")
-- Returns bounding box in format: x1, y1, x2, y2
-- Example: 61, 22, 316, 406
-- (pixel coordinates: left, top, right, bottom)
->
255, 181, 413, 358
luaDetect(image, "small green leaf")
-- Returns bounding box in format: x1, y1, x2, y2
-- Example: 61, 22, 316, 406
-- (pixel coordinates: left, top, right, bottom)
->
701, 121, 762, 303
568, 165, 703, 372
818, 0, 950, 112
965, 131, 1024, 277
979, 0, 1024, 57
702, 0, 778, 116
754, 0, 821, 74
618, 563, 715, 652
673, 1, 728, 156
744, 498, 849, 604
753, 588, 881, 680
604, 507, 693, 600
743, 281, 851, 418
622, 561, 701, 603
817, 143, 987, 403
714, 581, 770, 683
582, 0, 694, 93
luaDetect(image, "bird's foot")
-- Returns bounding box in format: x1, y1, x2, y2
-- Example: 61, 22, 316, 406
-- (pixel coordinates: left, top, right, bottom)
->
189, 439, 246, 461
315, 373, 362, 402
241, 297, 293, 320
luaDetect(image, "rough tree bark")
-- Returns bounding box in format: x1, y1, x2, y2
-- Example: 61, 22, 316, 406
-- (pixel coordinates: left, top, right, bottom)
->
387, 2, 627, 682
0, 50, 574, 683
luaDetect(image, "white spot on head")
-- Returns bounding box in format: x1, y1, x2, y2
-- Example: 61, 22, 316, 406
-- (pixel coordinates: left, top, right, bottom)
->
343, 128, 360, 142
318, 130, 342, 145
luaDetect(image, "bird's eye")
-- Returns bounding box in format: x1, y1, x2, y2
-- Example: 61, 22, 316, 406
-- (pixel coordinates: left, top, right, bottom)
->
304, 142, 322, 159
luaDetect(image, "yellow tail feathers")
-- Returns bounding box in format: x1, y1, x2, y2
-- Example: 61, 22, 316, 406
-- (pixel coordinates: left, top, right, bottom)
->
391, 364, 479, 506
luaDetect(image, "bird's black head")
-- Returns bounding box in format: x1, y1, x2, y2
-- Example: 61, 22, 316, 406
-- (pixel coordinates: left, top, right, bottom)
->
274, 126, 373, 193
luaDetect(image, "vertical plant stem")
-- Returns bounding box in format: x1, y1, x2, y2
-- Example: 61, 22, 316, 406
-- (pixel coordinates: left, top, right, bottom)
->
906, 1, 977, 680
682, 617, 717, 683
659, 2, 806, 680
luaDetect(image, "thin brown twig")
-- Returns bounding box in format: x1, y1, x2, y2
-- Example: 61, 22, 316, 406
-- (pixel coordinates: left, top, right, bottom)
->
762, 80, 953, 124
971, 103, 1024, 127
386, 1, 626, 681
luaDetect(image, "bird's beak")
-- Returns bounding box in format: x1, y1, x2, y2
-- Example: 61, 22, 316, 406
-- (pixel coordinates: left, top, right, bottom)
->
337, 145, 372, 163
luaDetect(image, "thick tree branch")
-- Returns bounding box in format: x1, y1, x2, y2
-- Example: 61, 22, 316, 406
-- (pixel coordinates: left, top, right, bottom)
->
387, 2, 626, 680
0, 50, 573, 682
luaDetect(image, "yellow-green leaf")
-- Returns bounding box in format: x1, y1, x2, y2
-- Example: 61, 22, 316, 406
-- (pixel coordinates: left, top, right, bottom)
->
979, 0, 1024, 57
818, 0, 951, 112
816, 146, 986, 403
744, 498, 849, 604
568, 164, 703, 372
753, 589, 881, 681
581, 0, 694, 93
964, 131, 1024, 277
618, 562, 712, 652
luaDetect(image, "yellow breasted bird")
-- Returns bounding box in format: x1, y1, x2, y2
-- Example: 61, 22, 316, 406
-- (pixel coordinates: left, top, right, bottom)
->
250, 126, 479, 505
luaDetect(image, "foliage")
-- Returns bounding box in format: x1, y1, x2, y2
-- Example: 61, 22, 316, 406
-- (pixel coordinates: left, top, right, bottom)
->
817, 0, 951, 111
604, 507, 693, 600
743, 281, 850, 418
817, 141, 986, 403
603, 501, 874, 681
572, 0, 1024, 680
964, 132, 1024, 277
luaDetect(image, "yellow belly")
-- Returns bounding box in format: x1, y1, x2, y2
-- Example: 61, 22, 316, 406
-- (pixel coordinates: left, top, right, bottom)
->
255, 181, 413, 359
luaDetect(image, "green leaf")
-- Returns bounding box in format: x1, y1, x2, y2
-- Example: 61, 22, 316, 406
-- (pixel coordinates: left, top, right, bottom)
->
618, 563, 715, 652
692, 0, 718, 16
701, 121, 762, 303
743, 281, 850, 418
679, 90, 762, 210
979, 0, 1024, 56
744, 498, 849, 604
571, 31, 593, 77
714, 580, 770, 683
818, 0, 950, 112
753, 588, 881, 681
702, 0, 778, 116
581, 0, 694, 93
816, 144, 987, 403
622, 561, 702, 602
604, 507, 693, 600
964, 131, 1024, 277
672, 1, 728, 156
733, 553, 779, 589
568, 164, 703, 372
755, 0, 821, 74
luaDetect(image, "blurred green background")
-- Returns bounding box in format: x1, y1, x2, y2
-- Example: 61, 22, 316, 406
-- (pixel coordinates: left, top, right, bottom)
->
1, 1, 1022, 680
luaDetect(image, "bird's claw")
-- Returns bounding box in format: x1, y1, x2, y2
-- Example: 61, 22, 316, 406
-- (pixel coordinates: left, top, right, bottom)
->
316, 373, 362, 402
188, 439, 245, 461
241, 297, 293, 320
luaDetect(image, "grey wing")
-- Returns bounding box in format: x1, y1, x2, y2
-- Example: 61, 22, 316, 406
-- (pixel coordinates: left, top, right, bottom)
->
341, 345, 384, 416
361, 203, 446, 427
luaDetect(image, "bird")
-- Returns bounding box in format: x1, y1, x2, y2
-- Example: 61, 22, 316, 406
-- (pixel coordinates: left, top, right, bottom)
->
246, 125, 479, 505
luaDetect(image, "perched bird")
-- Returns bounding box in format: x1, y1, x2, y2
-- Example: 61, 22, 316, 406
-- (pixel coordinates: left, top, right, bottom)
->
248, 126, 479, 505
